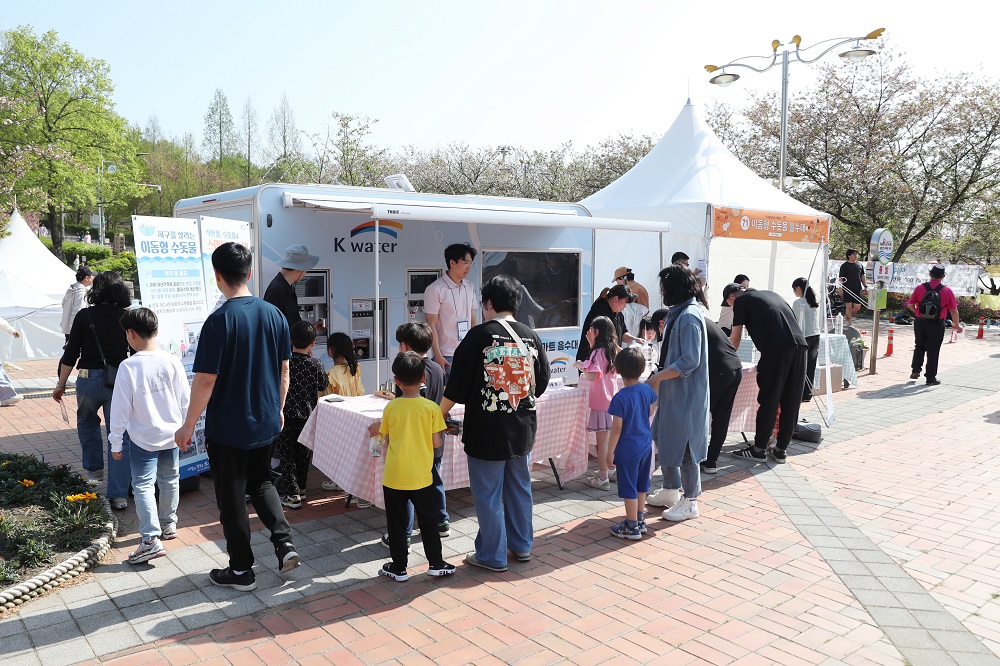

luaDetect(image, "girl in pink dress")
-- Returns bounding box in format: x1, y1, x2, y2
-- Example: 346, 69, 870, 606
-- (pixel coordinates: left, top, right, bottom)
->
580, 316, 619, 491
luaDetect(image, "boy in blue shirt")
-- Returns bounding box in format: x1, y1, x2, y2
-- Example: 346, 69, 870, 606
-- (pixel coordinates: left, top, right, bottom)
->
607, 347, 658, 540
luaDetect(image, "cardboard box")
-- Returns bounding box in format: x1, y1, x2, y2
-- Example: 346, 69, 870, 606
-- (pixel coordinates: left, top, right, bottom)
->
815, 364, 843, 393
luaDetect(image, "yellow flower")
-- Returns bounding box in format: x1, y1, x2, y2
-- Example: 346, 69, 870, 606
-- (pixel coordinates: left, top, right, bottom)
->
1, 461, 10, 467
83, 492, 97, 502
67, 494, 82, 502
18, 479, 34, 487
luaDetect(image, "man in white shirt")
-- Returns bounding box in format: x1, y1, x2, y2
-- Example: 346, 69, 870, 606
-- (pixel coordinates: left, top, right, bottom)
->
424, 243, 479, 379
61, 267, 94, 342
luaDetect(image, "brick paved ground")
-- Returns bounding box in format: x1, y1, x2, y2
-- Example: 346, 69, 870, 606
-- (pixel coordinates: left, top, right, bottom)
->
2, 320, 1000, 665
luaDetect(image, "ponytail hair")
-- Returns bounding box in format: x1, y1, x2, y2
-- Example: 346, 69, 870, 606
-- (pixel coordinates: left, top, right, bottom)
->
793, 277, 818, 308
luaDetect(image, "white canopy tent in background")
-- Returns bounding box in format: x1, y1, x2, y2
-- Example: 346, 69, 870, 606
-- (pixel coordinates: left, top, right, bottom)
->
582, 100, 832, 317
0, 209, 76, 360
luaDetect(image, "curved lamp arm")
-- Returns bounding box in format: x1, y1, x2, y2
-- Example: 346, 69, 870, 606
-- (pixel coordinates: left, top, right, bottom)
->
705, 52, 779, 76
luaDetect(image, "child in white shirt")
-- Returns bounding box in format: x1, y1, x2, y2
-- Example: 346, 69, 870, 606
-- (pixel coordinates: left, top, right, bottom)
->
109, 308, 191, 564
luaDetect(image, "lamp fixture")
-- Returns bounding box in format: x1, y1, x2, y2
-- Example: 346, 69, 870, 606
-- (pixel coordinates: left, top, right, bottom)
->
705, 27, 886, 192
839, 45, 877, 62
708, 70, 740, 87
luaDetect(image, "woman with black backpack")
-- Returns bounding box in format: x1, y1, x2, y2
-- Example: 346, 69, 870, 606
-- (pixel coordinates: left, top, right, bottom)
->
905, 265, 963, 385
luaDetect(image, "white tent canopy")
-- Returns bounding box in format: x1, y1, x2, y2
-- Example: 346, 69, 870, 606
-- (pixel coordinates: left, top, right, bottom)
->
0, 208, 76, 299
0, 269, 66, 360
0, 209, 76, 360
582, 100, 831, 307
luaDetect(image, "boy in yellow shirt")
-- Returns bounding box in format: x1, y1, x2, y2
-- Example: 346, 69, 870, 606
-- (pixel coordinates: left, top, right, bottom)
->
378, 352, 456, 581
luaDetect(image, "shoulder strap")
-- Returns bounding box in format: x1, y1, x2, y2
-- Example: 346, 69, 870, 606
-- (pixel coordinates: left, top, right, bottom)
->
494, 318, 538, 402
86, 308, 109, 366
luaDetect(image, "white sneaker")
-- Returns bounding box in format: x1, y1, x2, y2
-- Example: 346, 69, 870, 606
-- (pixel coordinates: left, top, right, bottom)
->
128, 538, 165, 564
0, 395, 24, 406
587, 475, 611, 491
321, 479, 341, 491
607, 468, 617, 482
662, 497, 699, 522
646, 487, 681, 508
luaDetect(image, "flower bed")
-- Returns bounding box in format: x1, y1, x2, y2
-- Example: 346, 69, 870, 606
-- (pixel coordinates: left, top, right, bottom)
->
0, 453, 116, 610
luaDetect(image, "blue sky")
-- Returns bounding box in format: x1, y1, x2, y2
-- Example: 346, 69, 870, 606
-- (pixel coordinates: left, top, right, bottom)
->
3, 1, 996, 153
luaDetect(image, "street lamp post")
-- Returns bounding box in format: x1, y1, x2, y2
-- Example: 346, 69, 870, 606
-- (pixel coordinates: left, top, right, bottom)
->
706, 28, 885, 192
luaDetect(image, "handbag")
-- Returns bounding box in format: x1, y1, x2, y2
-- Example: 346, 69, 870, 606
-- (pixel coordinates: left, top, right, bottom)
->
86, 309, 118, 389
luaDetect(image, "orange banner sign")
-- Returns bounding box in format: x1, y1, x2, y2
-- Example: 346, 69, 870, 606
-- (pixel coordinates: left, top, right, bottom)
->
712, 207, 830, 244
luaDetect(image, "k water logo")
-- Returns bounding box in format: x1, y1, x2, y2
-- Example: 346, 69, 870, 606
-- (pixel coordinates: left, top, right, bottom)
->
549, 355, 569, 374
334, 220, 402, 253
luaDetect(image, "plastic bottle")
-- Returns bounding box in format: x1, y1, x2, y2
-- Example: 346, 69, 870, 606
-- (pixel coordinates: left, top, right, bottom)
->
835, 313, 844, 336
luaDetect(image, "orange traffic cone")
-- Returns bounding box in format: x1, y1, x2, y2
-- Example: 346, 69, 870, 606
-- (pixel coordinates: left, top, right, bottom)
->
885, 328, 894, 356
978, 315, 985, 339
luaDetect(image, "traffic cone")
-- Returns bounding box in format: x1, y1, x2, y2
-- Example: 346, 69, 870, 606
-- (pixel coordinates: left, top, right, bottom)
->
978, 315, 985, 339
885, 328, 894, 356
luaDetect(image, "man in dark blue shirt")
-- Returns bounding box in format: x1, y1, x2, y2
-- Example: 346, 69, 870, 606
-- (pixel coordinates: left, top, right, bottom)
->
175, 242, 297, 592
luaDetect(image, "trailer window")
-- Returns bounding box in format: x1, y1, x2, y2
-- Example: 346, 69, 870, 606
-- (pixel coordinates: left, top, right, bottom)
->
482, 251, 580, 329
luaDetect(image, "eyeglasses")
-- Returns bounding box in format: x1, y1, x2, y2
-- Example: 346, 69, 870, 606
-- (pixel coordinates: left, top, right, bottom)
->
456, 259, 474, 267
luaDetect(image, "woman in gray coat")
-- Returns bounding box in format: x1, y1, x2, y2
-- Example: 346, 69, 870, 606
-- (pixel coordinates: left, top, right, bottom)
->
646, 265, 710, 522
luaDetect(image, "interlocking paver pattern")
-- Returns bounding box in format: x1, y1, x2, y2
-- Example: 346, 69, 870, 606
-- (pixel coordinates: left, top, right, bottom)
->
2, 322, 1000, 664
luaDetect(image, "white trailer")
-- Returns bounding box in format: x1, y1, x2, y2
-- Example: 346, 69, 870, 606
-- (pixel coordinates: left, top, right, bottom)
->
174, 183, 670, 384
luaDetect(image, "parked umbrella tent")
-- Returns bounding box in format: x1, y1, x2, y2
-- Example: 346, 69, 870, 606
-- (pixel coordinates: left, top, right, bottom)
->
174, 185, 672, 385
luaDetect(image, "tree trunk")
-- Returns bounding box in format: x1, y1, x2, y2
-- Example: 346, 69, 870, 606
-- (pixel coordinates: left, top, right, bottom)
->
48, 204, 64, 261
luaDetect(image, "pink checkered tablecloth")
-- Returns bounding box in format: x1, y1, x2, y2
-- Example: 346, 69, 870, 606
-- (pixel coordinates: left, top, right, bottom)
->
298, 385, 590, 509
728, 363, 760, 433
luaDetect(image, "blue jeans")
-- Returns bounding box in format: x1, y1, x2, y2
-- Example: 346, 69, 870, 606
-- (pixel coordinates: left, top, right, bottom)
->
403, 449, 448, 537
467, 453, 533, 568
0, 362, 16, 401
76, 371, 131, 498
661, 442, 702, 500
129, 436, 179, 540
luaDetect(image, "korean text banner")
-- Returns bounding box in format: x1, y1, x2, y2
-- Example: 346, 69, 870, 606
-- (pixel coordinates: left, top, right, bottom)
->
829, 261, 982, 297
713, 207, 830, 244
198, 216, 252, 313
133, 216, 209, 479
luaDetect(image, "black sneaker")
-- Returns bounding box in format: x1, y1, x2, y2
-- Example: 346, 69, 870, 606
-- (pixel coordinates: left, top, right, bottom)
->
700, 462, 718, 474
378, 562, 409, 582
277, 545, 301, 573
381, 534, 411, 552
280, 495, 302, 510
732, 446, 766, 460
926, 378, 941, 386
428, 562, 457, 577
210, 567, 257, 591
438, 522, 451, 538
766, 444, 787, 463
910, 371, 920, 379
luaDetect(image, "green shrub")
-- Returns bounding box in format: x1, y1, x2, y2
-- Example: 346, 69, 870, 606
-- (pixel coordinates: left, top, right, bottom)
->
0, 559, 19, 585
90, 252, 137, 283
62, 241, 112, 265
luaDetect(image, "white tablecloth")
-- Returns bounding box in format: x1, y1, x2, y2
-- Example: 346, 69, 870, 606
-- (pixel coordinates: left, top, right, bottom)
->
298, 385, 590, 509
735, 333, 858, 387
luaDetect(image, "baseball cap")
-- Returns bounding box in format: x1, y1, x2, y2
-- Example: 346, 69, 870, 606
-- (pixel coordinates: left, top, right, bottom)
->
279, 245, 320, 271
722, 283, 747, 303
76, 266, 94, 281
613, 266, 634, 281
607, 284, 638, 303
929, 265, 946, 279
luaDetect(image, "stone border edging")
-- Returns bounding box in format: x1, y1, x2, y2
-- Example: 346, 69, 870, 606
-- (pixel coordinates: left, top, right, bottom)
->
0, 497, 117, 611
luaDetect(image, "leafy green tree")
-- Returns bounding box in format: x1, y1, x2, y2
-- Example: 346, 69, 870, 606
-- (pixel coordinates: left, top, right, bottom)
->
0, 27, 142, 258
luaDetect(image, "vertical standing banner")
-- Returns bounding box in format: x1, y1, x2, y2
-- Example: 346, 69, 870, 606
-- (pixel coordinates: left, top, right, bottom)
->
133, 216, 210, 479
198, 216, 252, 312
